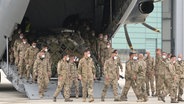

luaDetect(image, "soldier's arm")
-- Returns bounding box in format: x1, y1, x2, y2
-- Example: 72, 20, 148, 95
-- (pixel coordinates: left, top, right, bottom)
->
118, 58, 123, 71
92, 60, 96, 76
78, 59, 82, 80
33, 60, 38, 76
103, 60, 108, 78
25, 48, 29, 60
57, 60, 62, 76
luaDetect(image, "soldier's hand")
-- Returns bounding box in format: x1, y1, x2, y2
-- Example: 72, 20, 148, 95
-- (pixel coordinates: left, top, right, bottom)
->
78, 75, 82, 80
59, 76, 62, 80
133, 75, 136, 80
93, 75, 96, 80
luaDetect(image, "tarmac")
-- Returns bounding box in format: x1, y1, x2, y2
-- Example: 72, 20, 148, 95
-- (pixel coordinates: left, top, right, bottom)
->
0, 70, 180, 104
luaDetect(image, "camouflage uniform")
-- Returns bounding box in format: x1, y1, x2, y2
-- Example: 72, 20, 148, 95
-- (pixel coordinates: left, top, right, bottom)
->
53, 59, 71, 100
137, 59, 148, 101
116, 56, 123, 72
101, 57, 119, 101
144, 56, 155, 96
103, 47, 113, 63
120, 60, 139, 100
175, 60, 184, 100
69, 62, 79, 98
97, 39, 106, 66
160, 61, 178, 102
33, 57, 51, 97
78, 57, 96, 101
155, 55, 163, 97
13, 38, 22, 66
25, 46, 39, 80
17, 42, 30, 78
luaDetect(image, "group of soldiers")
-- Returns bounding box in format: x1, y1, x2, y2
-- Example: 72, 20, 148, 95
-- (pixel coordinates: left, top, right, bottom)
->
120, 49, 184, 103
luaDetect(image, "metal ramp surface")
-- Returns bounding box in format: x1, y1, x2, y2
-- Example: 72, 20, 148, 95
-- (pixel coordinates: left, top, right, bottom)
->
24, 81, 63, 100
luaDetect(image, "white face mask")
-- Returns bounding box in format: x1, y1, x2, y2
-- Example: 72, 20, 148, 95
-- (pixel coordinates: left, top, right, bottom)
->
23, 41, 26, 44
41, 54, 45, 58
114, 56, 117, 60
178, 58, 182, 61
87, 54, 91, 57
32, 45, 36, 48
66, 57, 70, 61
45, 48, 48, 52
107, 45, 110, 48
162, 55, 166, 59
173, 61, 176, 64
145, 54, 147, 57
20, 36, 23, 39
133, 56, 138, 60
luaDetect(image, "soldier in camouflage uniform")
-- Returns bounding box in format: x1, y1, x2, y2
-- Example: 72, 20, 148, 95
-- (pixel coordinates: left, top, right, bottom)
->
136, 54, 148, 102
144, 50, 155, 96
120, 51, 140, 101
78, 49, 96, 102
69, 55, 79, 98
25, 42, 39, 82
114, 50, 123, 72
53, 54, 73, 102
102, 42, 113, 64
160, 54, 178, 103
33, 52, 51, 98
154, 48, 162, 99
17, 38, 30, 78
101, 50, 120, 102
13, 33, 24, 66
175, 54, 184, 101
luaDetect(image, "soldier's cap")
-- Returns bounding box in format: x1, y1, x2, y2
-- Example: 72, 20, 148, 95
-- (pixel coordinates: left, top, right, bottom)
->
112, 50, 117, 54
129, 50, 137, 55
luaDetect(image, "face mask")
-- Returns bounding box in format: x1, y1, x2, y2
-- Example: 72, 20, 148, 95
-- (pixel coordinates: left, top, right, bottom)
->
145, 54, 147, 57
87, 54, 91, 57
41, 54, 45, 58
32, 45, 36, 48
162, 55, 166, 59
23, 41, 26, 44
178, 58, 182, 61
114, 56, 117, 60
133, 56, 138, 60
107, 45, 110, 48
20, 36, 23, 39
45, 49, 48, 52
173, 61, 176, 64
66, 57, 70, 61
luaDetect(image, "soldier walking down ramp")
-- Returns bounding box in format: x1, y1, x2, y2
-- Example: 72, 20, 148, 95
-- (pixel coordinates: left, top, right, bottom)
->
33, 52, 51, 98
78, 49, 96, 102
101, 50, 120, 102
25, 42, 39, 82
53, 53, 73, 102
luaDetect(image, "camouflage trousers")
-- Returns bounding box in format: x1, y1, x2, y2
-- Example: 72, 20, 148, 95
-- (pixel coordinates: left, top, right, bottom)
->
136, 77, 148, 100
81, 79, 94, 99
156, 74, 165, 96
26, 59, 34, 80
70, 78, 79, 97
145, 72, 155, 94
53, 77, 70, 99
120, 78, 139, 99
14, 52, 19, 66
37, 73, 49, 96
101, 78, 119, 99
161, 78, 177, 100
178, 78, 184, 99
18, 57, 26, 77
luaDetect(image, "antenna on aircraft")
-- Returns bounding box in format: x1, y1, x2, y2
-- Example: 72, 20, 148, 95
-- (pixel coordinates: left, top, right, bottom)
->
142, 22, 160, 33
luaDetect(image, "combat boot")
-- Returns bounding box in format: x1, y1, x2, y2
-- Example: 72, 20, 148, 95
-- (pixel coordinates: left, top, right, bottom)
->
114, 96, 120, 101
89, 97, 94, 102
143, 95, 148, 102
178, 97, 184, 102
137, 98, 144, 102
65, 98, 73, 102
152, 91, 155, 96
160, 96, 165, 102
53, 97, 56, 102
76, 95, 79, 99
120, 96, 127, 101
101, 96, 105, 101
171, 99, 178, 103
82, 98, 86, 102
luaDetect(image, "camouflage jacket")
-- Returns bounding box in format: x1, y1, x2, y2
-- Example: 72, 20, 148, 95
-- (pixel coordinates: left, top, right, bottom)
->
125, 60, 139, 80
33, 58, 51, 78
78, 57, 96, 80
104, 58, 119, 79
137, 59, 147, 78
57, 59, 70, 79
17, 43, 30, 58
175, 60, 184, 78
25, 46, 39, 60
69, 62, 78, 79
144, 56, 154, 72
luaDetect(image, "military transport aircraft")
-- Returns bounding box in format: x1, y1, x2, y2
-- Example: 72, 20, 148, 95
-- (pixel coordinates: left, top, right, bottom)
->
0, 0, 162, 99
